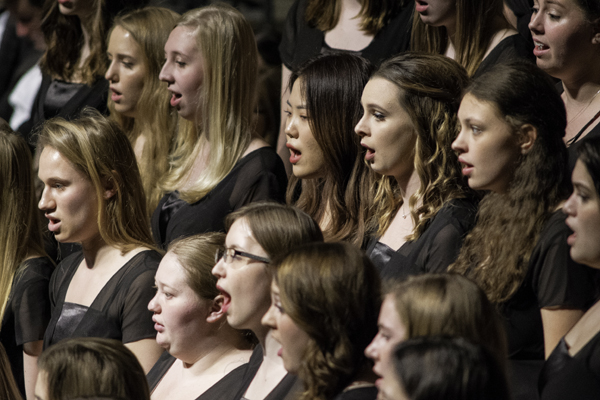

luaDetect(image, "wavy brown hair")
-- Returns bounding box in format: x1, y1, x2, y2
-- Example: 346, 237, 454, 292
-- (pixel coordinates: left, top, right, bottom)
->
37, 109, 156, 254
274, 242, 381, 400
286, 53, 376, 246
410, 0, 510, 76
305, 0, 408, 35
369, 53, 470, 239
449, 62, 569, 303
0, 122, 48, 328
107, 7, 179, 215
40, 0, 147, 84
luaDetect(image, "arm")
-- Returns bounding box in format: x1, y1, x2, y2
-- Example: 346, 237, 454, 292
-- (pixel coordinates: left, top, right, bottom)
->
541, 308, 584, 359
125, 339, 164, 374
23, 340, 43, 400
277, 65, 292, 176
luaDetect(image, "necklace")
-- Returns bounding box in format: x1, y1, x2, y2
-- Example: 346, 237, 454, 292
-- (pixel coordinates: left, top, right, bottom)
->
568, 88, 600, 125
400, 202, 409, 219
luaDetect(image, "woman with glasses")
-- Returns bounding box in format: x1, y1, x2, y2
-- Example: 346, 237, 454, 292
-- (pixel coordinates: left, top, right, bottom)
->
147, 233, 253, 400
212, 202, 323, 400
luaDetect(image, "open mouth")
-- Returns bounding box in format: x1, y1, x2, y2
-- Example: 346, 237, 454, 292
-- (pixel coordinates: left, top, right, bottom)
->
287, 143, 302, 164
415, 0, 429, 12
217, 285, 232, 313
170, 92, 182, 108
46, 215, 61, 233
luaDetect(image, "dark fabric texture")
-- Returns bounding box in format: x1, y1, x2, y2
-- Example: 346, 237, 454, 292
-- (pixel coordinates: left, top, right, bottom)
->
43, 250, 161, 348
151, 147, 287, 250
474, 33, 535, 78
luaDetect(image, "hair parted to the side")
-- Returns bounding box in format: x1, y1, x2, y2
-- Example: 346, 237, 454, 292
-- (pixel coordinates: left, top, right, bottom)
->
160, 4, 258, 204
392, 336, 510, 400
0, 343, 22, 400
38, 337, 150, 400
225, 202, 324, 261
286, 53, 376, 246
167, 232, 225, 301
387, 274, 508, 371
370, 53, 470, 239
107, 7, 179, 215
0, 121, 48, 329
449, 62, 569, 303
40, 0, 148, 85
273, 242, 381, 400
410, 0, 510, 76
305, 0, 408, 35
577, 137, 600, 199
37, 108, 156, 254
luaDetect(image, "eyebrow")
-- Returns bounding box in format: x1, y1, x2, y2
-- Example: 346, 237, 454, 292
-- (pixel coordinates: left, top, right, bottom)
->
286, 100, 306, 110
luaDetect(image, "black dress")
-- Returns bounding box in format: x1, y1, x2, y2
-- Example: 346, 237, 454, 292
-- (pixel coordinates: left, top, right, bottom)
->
279, 0, 414, 71
365, 198, 478, 281
147, 351, 249, 399
234, 346, 302, 400
500, 210, 598, 400
43, 250, 160, 348
151, 147, 287, 250
474, 34, 535, 77
0, 257, 53, 397
333, 386, 378, 400
539, 334, 600, 400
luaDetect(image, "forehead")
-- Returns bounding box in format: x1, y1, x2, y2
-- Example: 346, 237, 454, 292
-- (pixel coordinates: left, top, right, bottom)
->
109, 25, 142, 52
156, 252, 188, 285
362, 77, 401, 105
38, 147, 79, 176
165, 25, 200, 56
458, 93, 503, 120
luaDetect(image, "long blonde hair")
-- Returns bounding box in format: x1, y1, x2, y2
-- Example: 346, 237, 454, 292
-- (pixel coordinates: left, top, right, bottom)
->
107, 7, 179, 214
37, 109, 156, 254
0, 122, 47, 328
160, 4, 258, 203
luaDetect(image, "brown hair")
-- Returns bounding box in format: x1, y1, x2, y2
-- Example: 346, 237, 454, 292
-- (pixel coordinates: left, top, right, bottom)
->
37, 109, 156, 253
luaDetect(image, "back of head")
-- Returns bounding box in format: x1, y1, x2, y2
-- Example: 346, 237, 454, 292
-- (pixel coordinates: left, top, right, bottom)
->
392, 336, 510, 400
38, 337, 150, 400
37, 108, 154, 251
276, 242, 381, 400
167, 232, 225, 301
225, 203, 324, 260
389, 274, 507, 366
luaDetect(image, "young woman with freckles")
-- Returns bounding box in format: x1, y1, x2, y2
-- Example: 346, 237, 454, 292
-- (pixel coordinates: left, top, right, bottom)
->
152, 4, 287, 250
212, 203, 323, 400
355, 52, 476, 280
539, 137, 600, 399
449, 62, 598, 400
529, 0, 600, 170
147, 233, 253, 400
411, 0, 534, 77
105, 7, 179, 216
0, 121, 53, 400
284, 53, 375, 246
37, 110, 163, 374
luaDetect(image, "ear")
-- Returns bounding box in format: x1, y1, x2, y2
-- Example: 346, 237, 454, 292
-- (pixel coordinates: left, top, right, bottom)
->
518, 124, 537, 154
206, 295, 226, 323
592, 19, 600, 45
102, 172, 118, 200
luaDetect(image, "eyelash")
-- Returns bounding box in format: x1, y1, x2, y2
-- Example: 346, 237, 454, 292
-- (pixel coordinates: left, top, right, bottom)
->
373, 112, 385, 121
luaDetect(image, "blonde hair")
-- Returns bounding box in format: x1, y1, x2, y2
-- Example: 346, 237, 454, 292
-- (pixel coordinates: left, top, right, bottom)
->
160, 4, 258, 203
410, 0, 509, 76
37, 109, 156, 254
0, 122, 47, 327
107, 7, 179, 214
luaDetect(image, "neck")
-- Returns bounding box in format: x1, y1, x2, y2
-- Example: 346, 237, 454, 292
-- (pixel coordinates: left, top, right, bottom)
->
562, 78, 600, 105
81, 235, 110, 269
179, 335, 241, 371
394, 168, 420, 201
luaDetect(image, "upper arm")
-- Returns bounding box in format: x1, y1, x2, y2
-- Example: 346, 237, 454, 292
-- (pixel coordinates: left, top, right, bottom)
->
125, 338, 164, 374
540, 308, 584, 358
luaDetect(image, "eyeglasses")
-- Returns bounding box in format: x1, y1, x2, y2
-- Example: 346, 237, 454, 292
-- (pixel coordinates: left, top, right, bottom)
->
215, 247, 271, 265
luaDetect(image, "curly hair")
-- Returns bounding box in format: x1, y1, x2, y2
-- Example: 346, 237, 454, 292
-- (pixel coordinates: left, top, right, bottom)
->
274, 242, 381, 400
37, 109, 156, 254
285, 53, 376, 246
449, 62, 569, 303
107, 7, 179, 215
369, 53, 470, 240
410, 0, 510, 76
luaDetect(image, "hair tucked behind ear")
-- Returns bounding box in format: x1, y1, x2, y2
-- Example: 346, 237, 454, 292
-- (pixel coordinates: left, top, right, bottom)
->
275, 242, 381, 400
449, 62, 569, 303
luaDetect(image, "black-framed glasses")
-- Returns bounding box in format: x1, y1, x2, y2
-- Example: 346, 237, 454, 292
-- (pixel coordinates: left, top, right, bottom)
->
215, 247, 271, 265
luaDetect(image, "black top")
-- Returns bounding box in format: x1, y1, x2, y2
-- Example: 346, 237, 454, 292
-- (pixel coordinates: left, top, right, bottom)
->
366, 197, 478, 281
234, 346, 302, 400
151, 147, 287, 250
539, 334, 600, 400
279, 0, 414, 71
0, 257, 53, 397
474, 33, 535, 78
147, 351, 249, 399
333, 386, 378, 400
43, 250, 161, 348
500, 210, 598, 400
